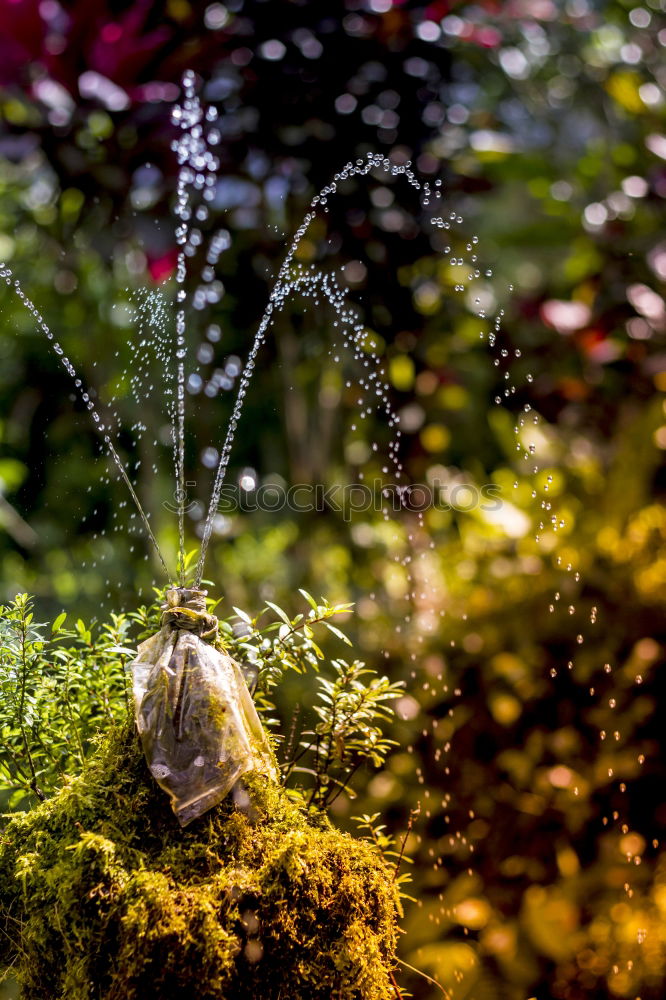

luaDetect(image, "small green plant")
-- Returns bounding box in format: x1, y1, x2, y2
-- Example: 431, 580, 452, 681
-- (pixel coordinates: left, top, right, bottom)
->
0, 593, 133, 808
284, 658, 404, 810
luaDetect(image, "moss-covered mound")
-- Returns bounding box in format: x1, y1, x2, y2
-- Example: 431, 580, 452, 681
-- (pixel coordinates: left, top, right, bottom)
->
0, 726, 401, 999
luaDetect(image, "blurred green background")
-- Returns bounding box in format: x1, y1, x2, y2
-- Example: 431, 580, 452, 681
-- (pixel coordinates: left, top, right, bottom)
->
1, 1, 665, 998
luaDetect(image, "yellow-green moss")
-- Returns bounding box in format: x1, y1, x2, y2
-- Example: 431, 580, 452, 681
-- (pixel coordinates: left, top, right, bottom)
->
0, 726, 401, 999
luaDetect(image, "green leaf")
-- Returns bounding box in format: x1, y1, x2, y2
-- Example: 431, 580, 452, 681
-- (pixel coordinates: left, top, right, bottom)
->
298, 589, 319, 611
323, 622, 352, 645
51, 612, 67, 634
265, 601, 290, 625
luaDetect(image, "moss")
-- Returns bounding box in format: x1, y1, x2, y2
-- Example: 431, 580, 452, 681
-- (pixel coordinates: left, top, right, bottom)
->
0, 726, 401, 999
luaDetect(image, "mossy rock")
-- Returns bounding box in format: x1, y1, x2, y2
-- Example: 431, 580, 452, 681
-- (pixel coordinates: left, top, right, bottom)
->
0, 726, 401, 999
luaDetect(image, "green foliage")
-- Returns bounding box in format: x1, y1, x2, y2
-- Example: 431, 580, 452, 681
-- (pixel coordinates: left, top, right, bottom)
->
286, 658, 403, 811
0, 593, 131, 808
220, 587, 356, 720
353, 809, 419, 907
0, 590, 402, 819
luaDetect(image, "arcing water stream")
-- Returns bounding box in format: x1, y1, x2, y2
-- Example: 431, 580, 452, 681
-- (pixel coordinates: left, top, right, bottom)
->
3, 72, 516, 591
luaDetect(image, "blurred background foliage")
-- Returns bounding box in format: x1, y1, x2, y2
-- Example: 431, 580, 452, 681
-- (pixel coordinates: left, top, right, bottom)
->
0, 0, 665, 998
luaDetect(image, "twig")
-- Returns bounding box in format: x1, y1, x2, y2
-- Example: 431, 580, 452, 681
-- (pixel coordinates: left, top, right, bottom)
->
389, 968, 403, 998
17, 613, 44, 801
281, 702, 302, 770
396, 958, 450, 997
282, 732, 317, 776
62, 653, 86, 769
393, 803, 421, 882
326, 760, 363, 807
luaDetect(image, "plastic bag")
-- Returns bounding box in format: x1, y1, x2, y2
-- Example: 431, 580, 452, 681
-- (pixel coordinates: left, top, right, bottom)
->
131, 587, 277, 827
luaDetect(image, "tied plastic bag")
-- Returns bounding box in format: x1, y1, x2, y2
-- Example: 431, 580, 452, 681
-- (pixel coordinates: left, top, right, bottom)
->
131, 587, 277, 827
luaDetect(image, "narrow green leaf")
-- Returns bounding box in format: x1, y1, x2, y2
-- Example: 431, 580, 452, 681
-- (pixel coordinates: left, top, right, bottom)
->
298, 589, 319, 611
232, 607, 252, 624
265, 601, 290, 625
51, 612, 67, 634
323, 622, 352, 645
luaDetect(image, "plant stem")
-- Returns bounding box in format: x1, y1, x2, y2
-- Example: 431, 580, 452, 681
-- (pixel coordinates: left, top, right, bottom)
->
396, 958, 449, 997
63, 655, 86, 769
389, 969, 403, 999
281, 703, 303, 775
17, 612, 44, 801
326, 760, 363, 808
393, 804, 420, 882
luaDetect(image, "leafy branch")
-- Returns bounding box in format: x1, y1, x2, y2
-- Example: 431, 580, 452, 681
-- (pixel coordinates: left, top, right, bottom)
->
219, 588, 354, 724
285, 658, 404, 812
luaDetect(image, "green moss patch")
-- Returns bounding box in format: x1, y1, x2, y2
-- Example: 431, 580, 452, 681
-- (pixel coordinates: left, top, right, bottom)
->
0, 726, 400, 999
